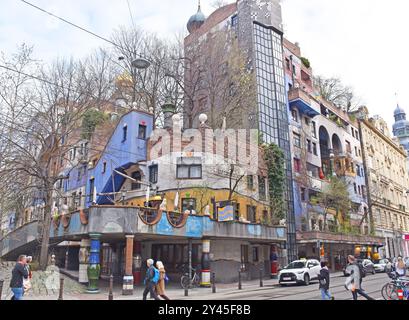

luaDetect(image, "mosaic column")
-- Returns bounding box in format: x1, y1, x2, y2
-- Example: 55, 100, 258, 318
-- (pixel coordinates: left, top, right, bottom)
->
122, 235, 134, 295
86, 233, 101, 293
78, 239, 90, 283
200, 239, 211, 287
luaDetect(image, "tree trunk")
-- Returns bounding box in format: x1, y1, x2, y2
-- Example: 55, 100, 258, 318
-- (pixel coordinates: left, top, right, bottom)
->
39, 189, 53, 270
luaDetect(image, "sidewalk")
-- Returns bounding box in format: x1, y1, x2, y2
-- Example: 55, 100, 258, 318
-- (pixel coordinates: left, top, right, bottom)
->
22, 271, 345, 300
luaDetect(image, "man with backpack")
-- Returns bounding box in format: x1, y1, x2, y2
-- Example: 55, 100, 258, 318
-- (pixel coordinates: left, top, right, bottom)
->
142, 259, 160, 300
318, 261, 334, 300
344, 255, 374, 300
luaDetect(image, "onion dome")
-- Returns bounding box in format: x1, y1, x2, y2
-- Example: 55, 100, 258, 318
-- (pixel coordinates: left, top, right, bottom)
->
394, 104, 406, 116
187, 2, 206, 34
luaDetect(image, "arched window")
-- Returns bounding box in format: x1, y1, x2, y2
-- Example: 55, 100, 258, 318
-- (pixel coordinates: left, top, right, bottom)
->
131, 171, 141, 190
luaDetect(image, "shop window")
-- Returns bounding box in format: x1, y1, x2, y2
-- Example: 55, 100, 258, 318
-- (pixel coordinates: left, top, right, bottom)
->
241, 245, 249, 264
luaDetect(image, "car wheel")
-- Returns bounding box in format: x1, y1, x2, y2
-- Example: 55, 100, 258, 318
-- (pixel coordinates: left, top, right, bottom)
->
304, 274, 310, 286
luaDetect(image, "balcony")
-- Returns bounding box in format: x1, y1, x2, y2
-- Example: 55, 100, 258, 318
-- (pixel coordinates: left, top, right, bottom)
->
288, 88, 320, 118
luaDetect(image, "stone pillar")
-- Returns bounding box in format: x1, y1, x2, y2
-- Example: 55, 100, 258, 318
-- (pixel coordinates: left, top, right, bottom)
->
122, 235, 134, 295
86, 233, 101, 293
79, 239, 91, 284
200, 239, 211, 287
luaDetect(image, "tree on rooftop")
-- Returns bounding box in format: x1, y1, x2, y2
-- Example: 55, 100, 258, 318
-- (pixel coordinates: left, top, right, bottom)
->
314, 75, 362, 112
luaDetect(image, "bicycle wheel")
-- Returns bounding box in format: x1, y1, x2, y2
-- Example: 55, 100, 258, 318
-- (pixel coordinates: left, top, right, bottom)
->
381, 283, 398, 300
181, 275, 190, 289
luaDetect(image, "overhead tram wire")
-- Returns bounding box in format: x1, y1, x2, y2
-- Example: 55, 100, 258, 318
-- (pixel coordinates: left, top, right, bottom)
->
19, 0, 148, 61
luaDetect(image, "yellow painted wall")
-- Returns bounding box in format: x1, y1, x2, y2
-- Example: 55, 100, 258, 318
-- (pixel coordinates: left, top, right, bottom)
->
120, 188, 270, 222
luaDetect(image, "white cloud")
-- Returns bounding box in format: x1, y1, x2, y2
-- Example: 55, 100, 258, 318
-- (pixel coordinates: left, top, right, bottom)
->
282, 0, 409, 129
2, 0, 407, 130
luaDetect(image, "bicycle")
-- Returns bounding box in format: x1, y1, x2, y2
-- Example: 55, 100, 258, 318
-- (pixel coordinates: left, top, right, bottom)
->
180, 265, 201, 289
381, 272, 409, 300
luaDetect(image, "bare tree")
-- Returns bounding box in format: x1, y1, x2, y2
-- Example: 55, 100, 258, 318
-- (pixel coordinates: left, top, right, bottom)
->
110, 26, 184, 126
314, 75, 362, 112
184, 29, 257, 129
0, 55, 97, 269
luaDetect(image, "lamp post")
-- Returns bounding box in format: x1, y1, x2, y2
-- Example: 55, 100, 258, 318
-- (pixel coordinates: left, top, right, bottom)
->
121, 190, 126, 206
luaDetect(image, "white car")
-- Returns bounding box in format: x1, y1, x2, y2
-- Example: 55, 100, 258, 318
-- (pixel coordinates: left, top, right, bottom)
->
374, 259, 392, 273
279, 259, 321, 286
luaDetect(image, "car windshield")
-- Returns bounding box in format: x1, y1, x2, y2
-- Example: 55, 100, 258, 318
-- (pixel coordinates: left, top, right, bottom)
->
285, 261, 306, 269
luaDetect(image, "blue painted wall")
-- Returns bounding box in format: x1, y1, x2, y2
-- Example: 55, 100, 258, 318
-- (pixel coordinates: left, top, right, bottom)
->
85, 111, 154, 207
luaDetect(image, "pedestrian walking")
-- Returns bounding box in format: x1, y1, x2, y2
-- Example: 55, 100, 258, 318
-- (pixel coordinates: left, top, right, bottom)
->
344, 255, 374, 300
395, 256, 406, 277
23, 256, 33, 294
318, 261, 334, 300
155, 261, 170, 300
9, 255, 29, 300
142, 259, 160, 300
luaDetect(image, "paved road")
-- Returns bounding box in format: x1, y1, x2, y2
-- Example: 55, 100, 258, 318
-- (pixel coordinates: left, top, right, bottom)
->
178, 272, 390, 300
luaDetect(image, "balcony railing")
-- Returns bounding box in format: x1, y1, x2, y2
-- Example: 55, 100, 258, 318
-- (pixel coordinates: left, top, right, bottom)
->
138, 207, 163, 226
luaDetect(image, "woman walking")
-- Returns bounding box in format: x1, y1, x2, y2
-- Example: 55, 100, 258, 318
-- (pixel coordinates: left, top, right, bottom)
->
155, 261, 170, 300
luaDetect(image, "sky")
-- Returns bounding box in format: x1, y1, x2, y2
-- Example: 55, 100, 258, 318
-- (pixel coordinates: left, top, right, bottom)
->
1, 0, 407, 130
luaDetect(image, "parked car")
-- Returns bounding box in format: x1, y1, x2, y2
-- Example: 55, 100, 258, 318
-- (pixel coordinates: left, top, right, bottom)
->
343, 259, 376, 276
374, 259, 392, 273
279, 259, 321, 286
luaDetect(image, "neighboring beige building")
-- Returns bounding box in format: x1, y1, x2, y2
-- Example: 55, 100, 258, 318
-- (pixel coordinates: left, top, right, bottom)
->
357, 107, 409, 258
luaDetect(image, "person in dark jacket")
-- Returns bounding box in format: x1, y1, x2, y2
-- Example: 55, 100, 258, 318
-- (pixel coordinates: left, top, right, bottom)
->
142, 259, 160, 300
318, 261, 334, 300
10, 255, 29, 300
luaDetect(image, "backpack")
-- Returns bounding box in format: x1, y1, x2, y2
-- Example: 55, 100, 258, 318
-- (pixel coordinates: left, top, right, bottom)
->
152, 267, 160, 284
358, 263, 366, 279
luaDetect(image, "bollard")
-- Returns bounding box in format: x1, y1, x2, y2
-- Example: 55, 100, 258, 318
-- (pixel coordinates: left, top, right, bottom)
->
184, 287, 189, 296
211, 272, 216, 294
108, 274, 114, 300
58, 278, 64, 301
238, 271, 242, 290
259, 267, 263, 287
0, 279, 4, 300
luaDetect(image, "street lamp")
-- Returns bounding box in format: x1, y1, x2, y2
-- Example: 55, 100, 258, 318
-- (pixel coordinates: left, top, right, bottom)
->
131, 57, 151, 70
118, 56, 151, 70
